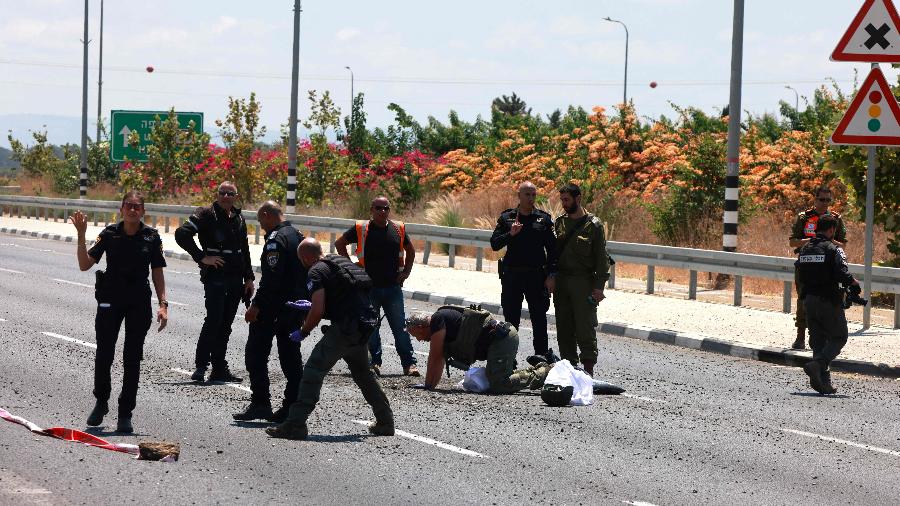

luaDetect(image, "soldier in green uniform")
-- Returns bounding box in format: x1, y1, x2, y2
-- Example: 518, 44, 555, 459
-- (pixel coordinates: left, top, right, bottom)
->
788, 186, 847, 349
545, 183, 610, 377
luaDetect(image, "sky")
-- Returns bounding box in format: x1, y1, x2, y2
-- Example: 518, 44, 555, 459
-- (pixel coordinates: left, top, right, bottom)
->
0, 0, 893, 148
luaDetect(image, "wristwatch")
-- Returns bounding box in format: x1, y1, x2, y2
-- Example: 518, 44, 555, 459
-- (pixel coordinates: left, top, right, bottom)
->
158, 300, 169, 308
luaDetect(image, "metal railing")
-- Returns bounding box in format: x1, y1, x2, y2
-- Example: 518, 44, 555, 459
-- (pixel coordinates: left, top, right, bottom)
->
2, 195, 898, 328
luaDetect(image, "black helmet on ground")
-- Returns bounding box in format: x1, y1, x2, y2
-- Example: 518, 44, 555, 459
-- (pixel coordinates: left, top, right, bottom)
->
540, 383, 574, 407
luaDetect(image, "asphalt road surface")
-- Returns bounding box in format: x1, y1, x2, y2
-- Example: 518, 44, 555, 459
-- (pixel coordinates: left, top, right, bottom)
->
1, 234, 899, 505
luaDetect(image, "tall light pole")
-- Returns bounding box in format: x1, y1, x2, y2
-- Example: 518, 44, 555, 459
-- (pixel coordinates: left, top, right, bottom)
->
784, 85, 799, 112
79, 0, 89, 199
603, 16, 629, 105
96, 0, 104, 143
722, 0, 744, 253
345, 65, 354, 138
286, 0, 302, 213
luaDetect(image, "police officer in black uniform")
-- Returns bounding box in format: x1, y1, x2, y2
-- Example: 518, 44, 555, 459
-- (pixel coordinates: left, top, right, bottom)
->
175, 181, 254, 383
233, 201, 307, 423
795, 214, 859, 395
70, 191, 168, 434
490, 181, 557, 355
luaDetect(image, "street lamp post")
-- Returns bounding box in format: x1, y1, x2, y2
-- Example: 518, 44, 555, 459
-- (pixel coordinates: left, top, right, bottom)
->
96, 0, 104, 143
784, 85, 799, 111
603, 16, 629, 105
286, 0, 302, 213
79, 0, 89, 199
345, 66, 354, 137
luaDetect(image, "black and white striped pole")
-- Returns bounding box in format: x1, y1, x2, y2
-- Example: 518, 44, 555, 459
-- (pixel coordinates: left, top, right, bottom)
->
286, 0, 302, 213
723, 0, 744, 252
78, 0, 90, 199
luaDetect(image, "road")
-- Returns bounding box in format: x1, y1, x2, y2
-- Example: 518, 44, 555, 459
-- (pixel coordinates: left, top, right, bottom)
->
1, 233, 899, 505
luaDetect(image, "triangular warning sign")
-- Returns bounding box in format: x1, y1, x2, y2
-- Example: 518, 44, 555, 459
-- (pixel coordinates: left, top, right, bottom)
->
832, 0, 900, 62
830, 67, 900, 145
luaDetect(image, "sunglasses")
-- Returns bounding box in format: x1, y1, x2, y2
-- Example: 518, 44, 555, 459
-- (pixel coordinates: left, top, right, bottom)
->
373, 205, 390, 212
817, 197, 832, 203
123, 202, 143, 211
219, 191, 238, 197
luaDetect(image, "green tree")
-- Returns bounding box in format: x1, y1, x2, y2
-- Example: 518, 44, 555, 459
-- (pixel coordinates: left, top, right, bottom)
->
491, 92, 531, 116
7, 129, 64, 178
301, 90, 356, 203
216, 92, 267, 203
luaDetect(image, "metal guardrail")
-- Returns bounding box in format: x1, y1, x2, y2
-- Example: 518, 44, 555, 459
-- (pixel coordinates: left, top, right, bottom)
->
0, 186, 21, 194
1, 195, 898, 328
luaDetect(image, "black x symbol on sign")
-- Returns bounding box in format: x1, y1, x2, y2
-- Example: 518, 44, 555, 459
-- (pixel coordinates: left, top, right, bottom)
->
864, 23, 891, 50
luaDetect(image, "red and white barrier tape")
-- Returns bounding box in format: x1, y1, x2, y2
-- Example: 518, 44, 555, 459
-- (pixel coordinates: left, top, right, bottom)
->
0, 407, 174, 462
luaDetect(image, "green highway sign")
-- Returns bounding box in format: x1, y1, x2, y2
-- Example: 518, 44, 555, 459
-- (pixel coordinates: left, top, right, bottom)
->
109, 110, 204, 162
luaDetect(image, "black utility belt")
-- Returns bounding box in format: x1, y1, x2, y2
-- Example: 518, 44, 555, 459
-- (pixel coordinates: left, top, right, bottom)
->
205, 248, 243, 255
503, 265, 545, 273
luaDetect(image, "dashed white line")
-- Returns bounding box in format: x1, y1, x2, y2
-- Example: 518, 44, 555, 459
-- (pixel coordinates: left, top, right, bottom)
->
781, 428, 900, 457
0, 318, 7, 322
0, 267, 25, 274
51, 278, 93, 288
621, 393, 667, 404
41, 332, 96, 349
384, 343, 429, 357
351, 420, 489, 458
170, 368, 252, 393
623, 501, 659, 506
166, 300, 188, 307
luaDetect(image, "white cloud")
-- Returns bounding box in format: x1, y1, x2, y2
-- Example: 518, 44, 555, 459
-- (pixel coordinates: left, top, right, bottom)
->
336, 27, 360, 41
213, 16, 237, 35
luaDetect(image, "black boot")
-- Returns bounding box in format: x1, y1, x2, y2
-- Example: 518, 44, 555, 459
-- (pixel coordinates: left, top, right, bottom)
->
821, 367, 837, 395
190, 367, 206, 382
368, 413, 395, 436
268, 404, 290, 424
232, 402, 273, 421
86, 400, 108, 426
266, 421, 308, 440
116, 413, 133, 433
209, 366, 243, 383
803, 360, 827, 394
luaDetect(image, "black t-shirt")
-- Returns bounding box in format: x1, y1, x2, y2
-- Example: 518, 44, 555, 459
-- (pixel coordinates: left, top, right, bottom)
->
430, 308, 463, 343
88, 222, 166, 288
342, 221, 412, 288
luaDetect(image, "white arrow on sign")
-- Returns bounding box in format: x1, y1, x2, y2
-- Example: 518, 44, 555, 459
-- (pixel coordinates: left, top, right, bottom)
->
119, 125, 131, 147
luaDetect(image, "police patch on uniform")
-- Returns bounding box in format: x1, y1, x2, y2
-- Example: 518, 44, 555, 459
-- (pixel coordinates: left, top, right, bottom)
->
266, 243, 278, 251
266, 251, 279, 267
143, 235, 154, 242
307, 280, 314, 292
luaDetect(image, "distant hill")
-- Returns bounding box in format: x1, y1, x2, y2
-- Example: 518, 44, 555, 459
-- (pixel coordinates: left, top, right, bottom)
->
0, 146, 18, 173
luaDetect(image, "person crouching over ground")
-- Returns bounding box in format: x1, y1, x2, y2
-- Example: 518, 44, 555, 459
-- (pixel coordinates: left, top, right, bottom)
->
404, 306, 552, 393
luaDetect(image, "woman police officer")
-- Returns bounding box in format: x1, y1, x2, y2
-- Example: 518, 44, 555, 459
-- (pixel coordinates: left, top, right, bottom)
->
70, 191, 168, 433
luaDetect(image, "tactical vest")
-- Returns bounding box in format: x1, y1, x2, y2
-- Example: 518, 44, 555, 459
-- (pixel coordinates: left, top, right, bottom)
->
321, 253, 373, 292
440, 305, 493, 368
355, 220, 405, 268
319, 254, 376, 327
795, 237, 842, 301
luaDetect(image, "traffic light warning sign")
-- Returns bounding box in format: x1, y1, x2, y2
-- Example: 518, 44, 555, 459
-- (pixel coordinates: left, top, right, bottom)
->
830, 66, 900, 146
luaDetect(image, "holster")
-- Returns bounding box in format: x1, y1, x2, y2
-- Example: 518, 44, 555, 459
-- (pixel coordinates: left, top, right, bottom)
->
94, 270, 106, 302
497, 257, 504, 279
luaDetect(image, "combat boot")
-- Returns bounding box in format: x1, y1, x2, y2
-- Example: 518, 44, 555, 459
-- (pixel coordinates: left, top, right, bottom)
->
368, 413, 395, 436
803, 360, 827, 394
86, 400, 108, 426
232, 402, 273, 421
268, 404, 290, 424
116, 413, 133, 434
821, 368, 837, 395
190, 367, 206, 382
581, 361, 595, 378
792, 327, 806, 350
544, 348, 561, 364
266, 421, 308, 440
209, 366, 243, 383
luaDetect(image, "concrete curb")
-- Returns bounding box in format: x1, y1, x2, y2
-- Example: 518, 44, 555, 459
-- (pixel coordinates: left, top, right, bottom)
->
6, 226, 899, 379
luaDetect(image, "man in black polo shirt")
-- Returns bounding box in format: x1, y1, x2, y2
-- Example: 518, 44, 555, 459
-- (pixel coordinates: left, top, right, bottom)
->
335, 196, 419, 377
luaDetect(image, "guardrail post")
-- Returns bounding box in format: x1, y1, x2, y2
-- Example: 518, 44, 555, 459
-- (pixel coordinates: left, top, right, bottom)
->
422, 241, 431, 265
151, 216, 158, 229
164, 216, 170, 234
254, 224, 260, 244
93, 212, 98, 227
16, 205, 21, 218
688, 270, 697, 300
448, 244, 456, 268
782, 281, 792, 313
44, 207, 50, 221
733, 275, 743, 306
476, 247, 483, 271
329, 233, 336, 253
894, 294, 899, 329
608, 263, 616, 289
647, 265, 655, 294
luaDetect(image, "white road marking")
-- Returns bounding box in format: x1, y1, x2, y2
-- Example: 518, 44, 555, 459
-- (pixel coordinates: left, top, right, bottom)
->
384, 343, 429, 357
623, 501, 659, 506
166, 300, 188, 306
171, 368, 252, 393
168, 270, 198, 275
781, 428, 900, 458
0, 469, 54, 505
41, 332, 96, 349
351, 420, 489, 458
51, 278, 93, 288
0, 267, 25, 274
621, 393, 667, 404
0, 318, 6, 322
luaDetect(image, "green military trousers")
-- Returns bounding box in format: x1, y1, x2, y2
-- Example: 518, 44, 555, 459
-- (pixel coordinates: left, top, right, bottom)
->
553, 274, 599, 365
286, 319, 392, 425
484, 327, 552, 394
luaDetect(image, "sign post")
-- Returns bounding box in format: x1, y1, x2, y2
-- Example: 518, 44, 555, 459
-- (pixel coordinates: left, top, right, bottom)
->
830, 0, 900, 328
109, 110, 203, 163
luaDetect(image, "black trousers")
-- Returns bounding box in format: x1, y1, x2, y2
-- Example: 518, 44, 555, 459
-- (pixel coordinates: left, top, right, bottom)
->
195, 274, 243, 370
94, 295, 152, 415
803, 295, 849, 367
245, 306, 304, 407
501, 268, 550, 354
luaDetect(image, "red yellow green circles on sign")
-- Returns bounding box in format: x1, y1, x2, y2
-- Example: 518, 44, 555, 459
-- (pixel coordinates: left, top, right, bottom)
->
830, 66, 900, 146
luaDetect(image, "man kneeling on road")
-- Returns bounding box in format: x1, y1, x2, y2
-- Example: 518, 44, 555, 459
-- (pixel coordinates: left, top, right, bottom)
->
267, 238, 394, 440
404, 306, 553, 393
